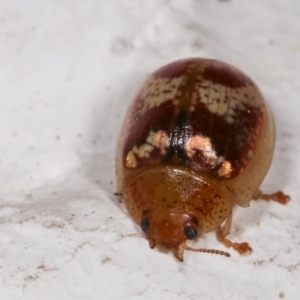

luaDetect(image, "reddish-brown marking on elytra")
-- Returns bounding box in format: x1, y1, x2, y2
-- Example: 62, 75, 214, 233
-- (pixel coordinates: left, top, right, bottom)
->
153, 59, 195, 79
202, 60, 253, 88
188, 101, 265, 178
122, 101, 176, 168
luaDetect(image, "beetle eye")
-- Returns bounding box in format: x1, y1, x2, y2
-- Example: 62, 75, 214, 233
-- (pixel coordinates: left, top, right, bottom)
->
141, 218, 150, 232
184, 225, 197, 240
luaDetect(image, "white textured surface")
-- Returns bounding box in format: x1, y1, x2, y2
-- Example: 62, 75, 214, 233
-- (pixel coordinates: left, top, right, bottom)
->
1, 1, 299, 299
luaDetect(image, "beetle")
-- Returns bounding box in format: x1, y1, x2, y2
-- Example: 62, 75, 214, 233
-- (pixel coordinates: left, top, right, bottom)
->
115, 58, 290, 261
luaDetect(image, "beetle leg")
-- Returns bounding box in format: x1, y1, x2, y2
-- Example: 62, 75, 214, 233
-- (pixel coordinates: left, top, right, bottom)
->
253, 190, 290, 205
216, 212, 252, 256
113, 192, 123, 196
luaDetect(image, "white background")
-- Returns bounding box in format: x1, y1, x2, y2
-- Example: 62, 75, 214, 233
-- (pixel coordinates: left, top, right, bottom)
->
1, 1, 300, 299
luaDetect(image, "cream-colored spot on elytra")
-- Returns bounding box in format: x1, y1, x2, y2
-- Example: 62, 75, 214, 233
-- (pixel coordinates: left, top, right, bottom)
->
146, 130, 169, 154
140, 76, 183, 114
186, 135, 219, 165
197, 80, 262, 123
136, 144, 154, 158
125, 130, 170, 169
125, 151, 137, 168
218, 161, 232, 178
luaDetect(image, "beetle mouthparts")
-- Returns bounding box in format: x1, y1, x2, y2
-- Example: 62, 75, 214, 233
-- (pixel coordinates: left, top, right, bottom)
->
149, 239, 155, 249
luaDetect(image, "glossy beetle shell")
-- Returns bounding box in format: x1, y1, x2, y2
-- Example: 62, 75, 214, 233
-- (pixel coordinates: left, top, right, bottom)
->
116, 58, 275, 260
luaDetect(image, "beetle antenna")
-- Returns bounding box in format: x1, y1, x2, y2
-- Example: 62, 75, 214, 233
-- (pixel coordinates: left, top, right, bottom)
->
182, 243, 230, 257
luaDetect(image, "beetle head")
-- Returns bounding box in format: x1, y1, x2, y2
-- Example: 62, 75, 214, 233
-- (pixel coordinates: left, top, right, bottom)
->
140, 209, 200, 261
140, 209, 230, 261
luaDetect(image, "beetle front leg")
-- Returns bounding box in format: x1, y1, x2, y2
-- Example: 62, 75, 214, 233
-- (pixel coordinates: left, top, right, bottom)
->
216, 212, 252, 256
253, 190, 290, 205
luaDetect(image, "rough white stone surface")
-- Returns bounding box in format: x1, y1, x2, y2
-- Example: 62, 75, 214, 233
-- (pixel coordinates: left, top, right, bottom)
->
0, 1, 299, 299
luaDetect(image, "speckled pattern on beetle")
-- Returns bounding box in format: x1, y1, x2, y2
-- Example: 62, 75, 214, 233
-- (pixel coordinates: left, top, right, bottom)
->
116, 58, 290, 262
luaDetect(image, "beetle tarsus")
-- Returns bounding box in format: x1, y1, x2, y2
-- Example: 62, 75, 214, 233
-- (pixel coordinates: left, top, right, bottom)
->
222, 239, 252, 256
216, 212, 252, 256
253, 190, 290, 205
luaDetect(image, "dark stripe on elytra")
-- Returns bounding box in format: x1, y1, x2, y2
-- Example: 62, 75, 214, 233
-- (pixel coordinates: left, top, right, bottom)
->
164, 108, 191, 165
